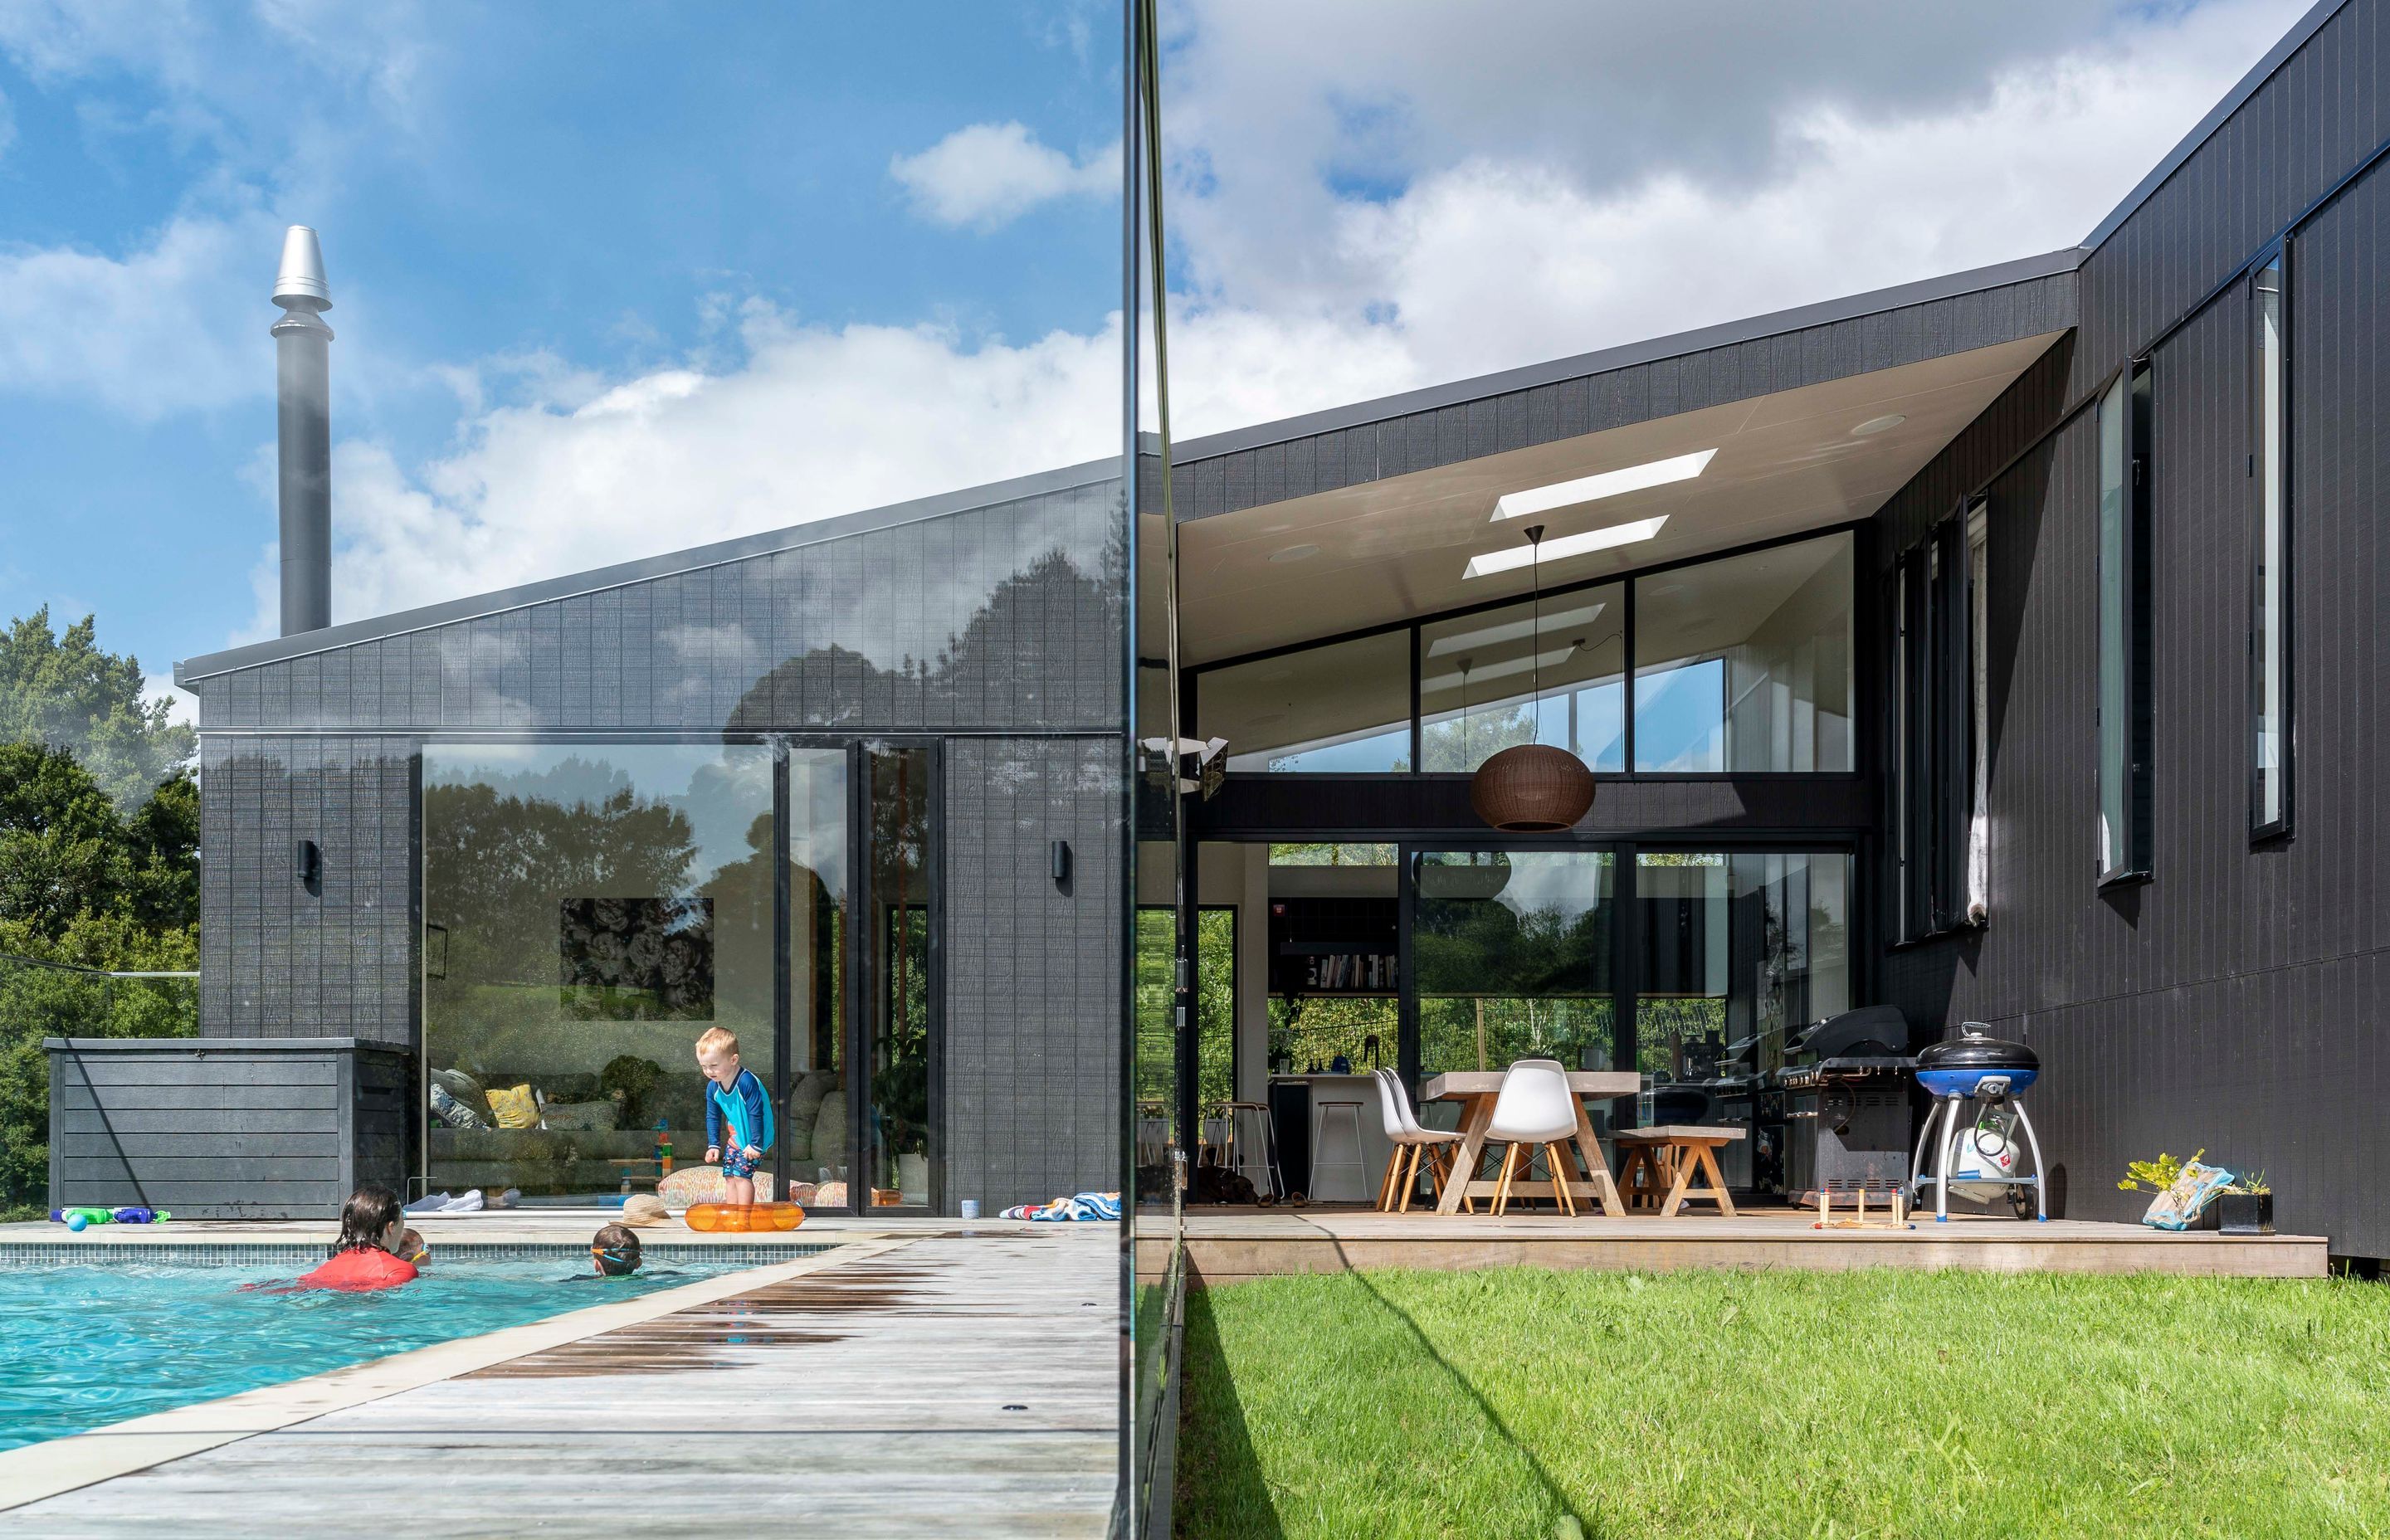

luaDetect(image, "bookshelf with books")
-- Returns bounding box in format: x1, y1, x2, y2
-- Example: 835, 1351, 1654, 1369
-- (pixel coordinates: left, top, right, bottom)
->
1269, 896, 1399, 997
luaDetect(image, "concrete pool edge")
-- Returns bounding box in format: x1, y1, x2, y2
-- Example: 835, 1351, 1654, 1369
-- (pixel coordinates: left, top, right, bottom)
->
0, 1237, 915, 1514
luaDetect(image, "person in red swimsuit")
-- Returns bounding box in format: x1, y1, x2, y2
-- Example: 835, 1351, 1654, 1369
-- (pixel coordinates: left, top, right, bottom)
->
295, 1185, 419, 1291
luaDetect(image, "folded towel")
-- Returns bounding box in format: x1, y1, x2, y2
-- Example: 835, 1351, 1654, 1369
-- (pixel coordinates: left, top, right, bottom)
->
403, 1192, 451, 1214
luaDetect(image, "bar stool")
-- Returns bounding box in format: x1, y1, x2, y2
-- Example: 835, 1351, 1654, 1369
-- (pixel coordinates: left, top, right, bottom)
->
1215, 1100, 1281, 1201
1310, 1099, 1368, 1204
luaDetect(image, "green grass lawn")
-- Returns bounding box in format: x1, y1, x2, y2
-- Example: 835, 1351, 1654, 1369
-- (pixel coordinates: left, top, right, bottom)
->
1176, 1268, 2390, 1539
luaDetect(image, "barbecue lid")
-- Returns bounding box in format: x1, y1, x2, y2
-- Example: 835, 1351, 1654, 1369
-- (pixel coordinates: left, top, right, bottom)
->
1915, 1022, 2038, 1074
1792, 1005, 1911, 1061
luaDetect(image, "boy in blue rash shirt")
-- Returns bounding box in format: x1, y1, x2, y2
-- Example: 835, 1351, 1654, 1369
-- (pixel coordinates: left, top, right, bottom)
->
696, 1026, 775, 1206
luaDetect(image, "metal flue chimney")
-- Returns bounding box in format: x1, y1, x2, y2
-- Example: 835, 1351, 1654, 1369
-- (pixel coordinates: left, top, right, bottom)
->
272, 226, 333, 636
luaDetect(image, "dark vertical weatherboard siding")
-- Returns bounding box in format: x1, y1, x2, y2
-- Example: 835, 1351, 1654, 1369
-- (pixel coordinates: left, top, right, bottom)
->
941, 737, 1123, 1212
48, 1038, 412, 1218
1872, 2, 2390, 1257
1169, 274, 2077, 519
187, 479, 1124, 735
199, 735, 417, 1045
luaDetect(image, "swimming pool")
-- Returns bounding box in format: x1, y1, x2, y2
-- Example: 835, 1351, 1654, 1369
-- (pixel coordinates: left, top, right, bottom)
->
0, 1255, 749, 1453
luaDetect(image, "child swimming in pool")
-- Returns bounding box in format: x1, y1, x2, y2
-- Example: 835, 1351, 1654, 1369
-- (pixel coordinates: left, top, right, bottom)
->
587, 1223, 642, 1277
695, 1026, 773, 1207
398, 1228, 429, 1269
293, 1186, 418, 1292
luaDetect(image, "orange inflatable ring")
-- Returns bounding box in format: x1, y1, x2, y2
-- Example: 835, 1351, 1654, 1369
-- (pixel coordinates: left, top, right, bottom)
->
683, 1201, 807, 1233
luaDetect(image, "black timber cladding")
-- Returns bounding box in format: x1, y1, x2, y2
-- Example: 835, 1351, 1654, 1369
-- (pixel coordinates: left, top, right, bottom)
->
1167, 254, 2080, 522
1870, 0, 2390, 1257
180, 472, 1130, 1213
48, 1037, 411, 1220
184, 476, 1124, 734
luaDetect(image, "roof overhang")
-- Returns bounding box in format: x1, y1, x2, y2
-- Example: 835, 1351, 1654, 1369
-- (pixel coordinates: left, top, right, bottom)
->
1176, 329, 2065, 667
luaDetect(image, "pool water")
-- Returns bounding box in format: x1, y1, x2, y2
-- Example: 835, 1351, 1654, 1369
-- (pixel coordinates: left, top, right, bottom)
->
0, 1256, 742, 1453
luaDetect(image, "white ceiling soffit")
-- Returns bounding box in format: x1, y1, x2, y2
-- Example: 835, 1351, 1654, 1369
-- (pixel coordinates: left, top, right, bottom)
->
1176, 331, 2061, 666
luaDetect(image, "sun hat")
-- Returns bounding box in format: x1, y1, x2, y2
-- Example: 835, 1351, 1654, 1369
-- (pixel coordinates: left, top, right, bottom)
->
620, 1193, 670, 1227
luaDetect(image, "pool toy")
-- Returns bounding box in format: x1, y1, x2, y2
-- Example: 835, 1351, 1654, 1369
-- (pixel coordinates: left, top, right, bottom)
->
51, 1206, 114, 1227
111, 1206, 168, 1224
66, 1213, 87, 1232
683, 1201, 806, 1233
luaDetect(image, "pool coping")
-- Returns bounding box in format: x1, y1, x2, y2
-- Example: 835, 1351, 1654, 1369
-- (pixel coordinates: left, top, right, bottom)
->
0, 1236, 915, 1514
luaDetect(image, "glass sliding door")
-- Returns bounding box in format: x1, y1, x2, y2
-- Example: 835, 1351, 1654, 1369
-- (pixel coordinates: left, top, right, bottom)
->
1631, 850, 1851, 1191
862, 743, 935, 1210
784, 748, 850, 1202
422, 742, 777, 1205
1412, 850, 1618, 1104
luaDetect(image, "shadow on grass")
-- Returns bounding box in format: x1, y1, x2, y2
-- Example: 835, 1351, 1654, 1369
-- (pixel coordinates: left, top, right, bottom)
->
1175, 1270, 1590, 1540
1343, 1268, 1592, 1538
1175, 1285, 1284, 1539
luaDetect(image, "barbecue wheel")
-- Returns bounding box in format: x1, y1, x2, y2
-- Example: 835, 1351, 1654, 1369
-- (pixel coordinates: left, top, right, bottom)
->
2007, 1187, 2034, 1220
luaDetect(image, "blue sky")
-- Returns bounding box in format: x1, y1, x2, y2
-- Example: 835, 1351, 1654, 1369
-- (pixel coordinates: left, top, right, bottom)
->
1, 2, 1124, 693
0, 0, 2309, 713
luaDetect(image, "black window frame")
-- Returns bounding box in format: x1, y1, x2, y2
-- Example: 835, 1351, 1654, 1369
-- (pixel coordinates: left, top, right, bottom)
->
2095, 358, 2155, 885
2248, 239, 2293, 842
1885, 511, 1973, 943
1188, 524, 1861, 781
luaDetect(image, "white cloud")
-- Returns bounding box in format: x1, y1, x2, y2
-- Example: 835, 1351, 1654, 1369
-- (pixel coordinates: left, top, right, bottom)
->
269, 306, 1122, 634
215, 0, 2317, 641
1154, 0, 2313, 414
144, 670, 198, 731
890, 120, 1117, 230
0, 209, 280, 419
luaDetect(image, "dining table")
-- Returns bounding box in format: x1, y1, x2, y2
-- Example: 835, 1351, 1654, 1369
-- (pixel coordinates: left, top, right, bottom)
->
1422, 1070, 1640, 1216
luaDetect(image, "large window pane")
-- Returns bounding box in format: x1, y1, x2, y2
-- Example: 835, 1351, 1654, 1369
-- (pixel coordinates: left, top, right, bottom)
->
1634, 534, 1854, 772
864, 744, 934, 1209
1634, 850, 1851, 1191
1202, 631, 1412, 772
786, 750, 850, 1196
1421, 584, 1624, 772
423, 743, 775, 1205
2096, 367, 2153, 881
2253, 251, 2290, 835
1414, 850, 1616, 1082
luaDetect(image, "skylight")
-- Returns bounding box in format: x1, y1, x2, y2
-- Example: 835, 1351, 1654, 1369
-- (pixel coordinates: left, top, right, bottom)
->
1423, 601, 1606, 658
1463, 517, 1669, 580
1490, 448, 1715, 521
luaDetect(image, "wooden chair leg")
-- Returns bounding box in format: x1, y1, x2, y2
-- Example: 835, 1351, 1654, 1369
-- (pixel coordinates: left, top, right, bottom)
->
1694, 1143, 1738, 1217
1397, 1145, 1423, 1214
1547, 1143, 1575, 1216
1494, 1143, 1517, 1216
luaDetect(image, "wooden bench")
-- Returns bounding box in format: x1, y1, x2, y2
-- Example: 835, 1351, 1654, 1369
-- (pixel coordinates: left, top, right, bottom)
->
1614, 1126, 1744, 1217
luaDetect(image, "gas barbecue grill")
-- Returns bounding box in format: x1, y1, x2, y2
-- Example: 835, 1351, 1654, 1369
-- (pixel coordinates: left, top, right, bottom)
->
1774, 1006, 1918, 1206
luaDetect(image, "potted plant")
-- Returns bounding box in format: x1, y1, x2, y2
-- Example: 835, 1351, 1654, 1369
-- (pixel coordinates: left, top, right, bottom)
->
2215, 1172, 2274, 1235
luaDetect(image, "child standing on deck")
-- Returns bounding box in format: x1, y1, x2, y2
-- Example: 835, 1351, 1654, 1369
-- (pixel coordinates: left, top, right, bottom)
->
695, 1026, 774, 1206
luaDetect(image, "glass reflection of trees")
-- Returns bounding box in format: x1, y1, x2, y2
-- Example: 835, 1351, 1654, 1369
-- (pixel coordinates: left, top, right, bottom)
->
1415, 852, 1614, 1077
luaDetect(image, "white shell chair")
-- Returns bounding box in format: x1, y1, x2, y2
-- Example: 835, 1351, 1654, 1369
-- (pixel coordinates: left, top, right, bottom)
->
1371, 1070, 1467, 1212
1483, 1058, 1580, 1216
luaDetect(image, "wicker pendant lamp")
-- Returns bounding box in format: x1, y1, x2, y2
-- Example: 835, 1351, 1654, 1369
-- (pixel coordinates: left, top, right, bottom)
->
1469, 524, 1596, 832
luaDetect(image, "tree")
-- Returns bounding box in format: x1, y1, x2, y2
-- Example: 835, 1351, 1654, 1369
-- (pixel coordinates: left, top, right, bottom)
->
0, 608, 194, 811
0, 608, 203, 1210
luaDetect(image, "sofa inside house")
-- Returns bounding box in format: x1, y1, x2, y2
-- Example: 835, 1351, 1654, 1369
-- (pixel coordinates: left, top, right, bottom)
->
426, 1060, 849, 1200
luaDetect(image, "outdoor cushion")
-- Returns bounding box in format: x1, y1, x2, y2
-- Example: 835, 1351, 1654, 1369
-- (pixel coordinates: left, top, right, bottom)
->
485, 1083, 540, 1130
430, 1065, 486, 1108
429, 1083, 488, 1131
657, 1165, 775, 1205
539, 1099, 618, 1132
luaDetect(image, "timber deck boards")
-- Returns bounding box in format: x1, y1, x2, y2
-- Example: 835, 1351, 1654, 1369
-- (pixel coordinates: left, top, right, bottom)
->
1183, 1206, 2329, 1282
3, 1231, 1118, 1538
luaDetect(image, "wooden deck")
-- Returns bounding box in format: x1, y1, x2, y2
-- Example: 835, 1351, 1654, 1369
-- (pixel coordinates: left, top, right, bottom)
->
2, 1229, 1119, 1538
1183, 1206, 2328, 1284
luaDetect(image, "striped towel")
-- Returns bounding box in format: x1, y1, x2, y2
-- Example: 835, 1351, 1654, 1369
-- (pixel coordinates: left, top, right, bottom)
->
1000, 1190, 1123, 1222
